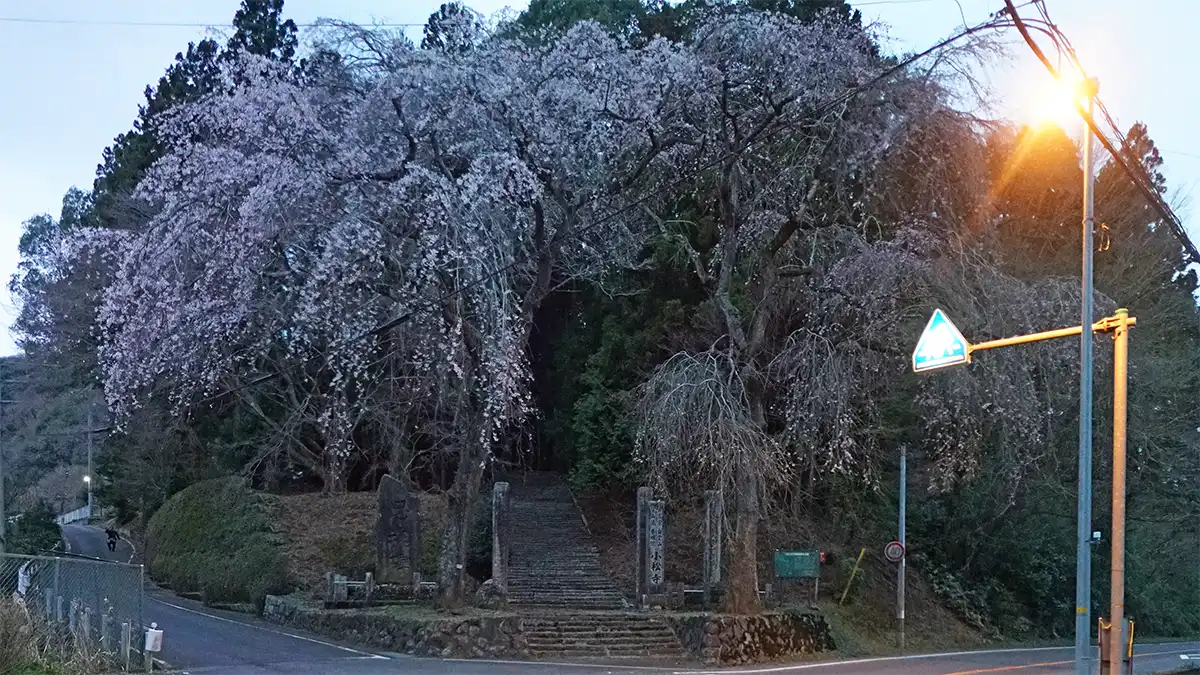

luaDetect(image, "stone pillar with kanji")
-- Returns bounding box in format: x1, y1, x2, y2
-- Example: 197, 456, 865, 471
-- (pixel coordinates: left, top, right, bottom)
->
646, 499, 666, 597
635, 486, 650, 605
703, 489, 722, 607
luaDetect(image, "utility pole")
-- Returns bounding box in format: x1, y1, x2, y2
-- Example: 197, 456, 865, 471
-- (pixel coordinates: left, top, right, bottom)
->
0, 380, 18, 555
0, 380, 5, 556
898, 444, 907, 652
1107, 309, 1130, 670
86, 407, 93, 517
1075, 77, 1099, 675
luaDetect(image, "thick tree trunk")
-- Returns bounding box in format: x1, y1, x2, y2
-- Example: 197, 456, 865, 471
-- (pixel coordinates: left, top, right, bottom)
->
437, 443, 486, 607
724, 459, 761, 613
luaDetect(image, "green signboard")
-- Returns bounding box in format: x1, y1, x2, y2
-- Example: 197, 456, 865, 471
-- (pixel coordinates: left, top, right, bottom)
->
774, 550, 820, 579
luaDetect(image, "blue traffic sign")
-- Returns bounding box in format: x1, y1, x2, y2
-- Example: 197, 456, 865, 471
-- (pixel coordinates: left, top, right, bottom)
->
912, 309, 971, 372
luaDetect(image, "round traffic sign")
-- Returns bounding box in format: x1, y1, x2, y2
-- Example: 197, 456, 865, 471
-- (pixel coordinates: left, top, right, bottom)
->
884, 540, 905, 563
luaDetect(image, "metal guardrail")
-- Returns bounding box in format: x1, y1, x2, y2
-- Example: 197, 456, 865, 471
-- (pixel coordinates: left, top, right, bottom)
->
55, 505, 92, 525
2, 552, 146, 667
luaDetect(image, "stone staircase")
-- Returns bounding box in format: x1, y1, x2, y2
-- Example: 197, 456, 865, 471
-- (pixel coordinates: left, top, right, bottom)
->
504, 472, 628, 610
522, 613, 688, 661
500, 472, 687, 661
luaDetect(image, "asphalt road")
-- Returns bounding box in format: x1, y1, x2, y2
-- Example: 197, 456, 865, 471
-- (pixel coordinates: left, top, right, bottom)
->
57, 524, 1200, 674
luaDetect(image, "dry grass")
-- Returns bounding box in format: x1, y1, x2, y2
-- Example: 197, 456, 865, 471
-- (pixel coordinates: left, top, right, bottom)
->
0, 597, 108, 675
270, 490, 448, 596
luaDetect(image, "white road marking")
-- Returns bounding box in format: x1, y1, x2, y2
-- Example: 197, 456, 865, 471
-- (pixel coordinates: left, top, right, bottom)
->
171, 656, 383, 675
438, 654, 680, 671
121, 535, 137, 564
679, 646, 1072, 675
681, 643, 1200, 675
148, 597, 389, 660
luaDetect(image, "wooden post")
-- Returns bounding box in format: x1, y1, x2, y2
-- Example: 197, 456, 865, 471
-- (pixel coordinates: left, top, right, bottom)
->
122, 622, 132, 671
101, 612, 112, 652
365, 572, 375, 604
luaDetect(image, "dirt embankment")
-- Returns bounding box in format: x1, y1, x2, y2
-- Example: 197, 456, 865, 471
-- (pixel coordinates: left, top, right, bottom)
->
578, 490, 988, 656
270, 490, 448, 595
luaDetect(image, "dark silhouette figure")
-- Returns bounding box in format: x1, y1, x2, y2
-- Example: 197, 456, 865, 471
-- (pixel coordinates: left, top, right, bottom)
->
105, 528, 119, 552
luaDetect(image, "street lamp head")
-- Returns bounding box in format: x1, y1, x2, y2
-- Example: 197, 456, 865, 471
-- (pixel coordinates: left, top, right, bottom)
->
1027, 71, 1098, 133
83, 475, 91, 484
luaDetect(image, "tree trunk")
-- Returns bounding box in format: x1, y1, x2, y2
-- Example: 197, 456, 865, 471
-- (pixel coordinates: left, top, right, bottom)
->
437, 443, 486, 607
724, 459, 761, 613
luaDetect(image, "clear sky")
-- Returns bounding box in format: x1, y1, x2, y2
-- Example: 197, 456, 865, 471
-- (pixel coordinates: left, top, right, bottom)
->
1, 0, 1196, 357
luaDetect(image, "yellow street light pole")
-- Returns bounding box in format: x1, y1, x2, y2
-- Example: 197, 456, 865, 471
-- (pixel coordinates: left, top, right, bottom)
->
1108, 308, 1130, 672
913, 307, 1134, 672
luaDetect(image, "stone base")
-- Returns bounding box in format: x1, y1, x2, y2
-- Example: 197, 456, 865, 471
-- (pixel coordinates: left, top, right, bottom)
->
263, 594, 527, 659
666, 611, 836, 666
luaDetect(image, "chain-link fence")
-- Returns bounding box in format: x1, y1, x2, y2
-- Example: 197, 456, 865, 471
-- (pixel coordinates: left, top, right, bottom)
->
1, 552, 145, 662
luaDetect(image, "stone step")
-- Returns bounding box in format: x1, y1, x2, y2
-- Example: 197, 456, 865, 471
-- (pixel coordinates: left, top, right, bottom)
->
512, 600, 627, 609
509, 551, 601, 555
523, 617, 671, 626
524, 617, 674, 626
509, 584, 622, 591
506, 566, 609, 571
496, 473, 629, 613
508, 566, 614, 571
510, 597, 626, 605
526, 637, 681, 649
509, 556, 604, 561
525, 643, 686, 653
510, 593, 625, 602
506, 581, 619, 586
525, 628, 676, 639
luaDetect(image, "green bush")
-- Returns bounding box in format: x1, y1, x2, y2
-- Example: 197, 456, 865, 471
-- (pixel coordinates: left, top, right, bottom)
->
7, 502, 62, 555
145, 477, 291, 609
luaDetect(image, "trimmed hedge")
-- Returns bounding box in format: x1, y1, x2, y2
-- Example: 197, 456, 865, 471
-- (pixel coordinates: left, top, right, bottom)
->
145, 477, 290, 608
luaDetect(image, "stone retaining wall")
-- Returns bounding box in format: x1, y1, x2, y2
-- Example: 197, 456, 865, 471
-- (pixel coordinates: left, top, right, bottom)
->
666, 611, 836, 666
263, 594, 528, 659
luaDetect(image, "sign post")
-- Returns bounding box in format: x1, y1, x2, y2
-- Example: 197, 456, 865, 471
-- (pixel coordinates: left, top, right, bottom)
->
912, 308, 1136, 663
773, 550, 821, 606
897, 444, 907, 651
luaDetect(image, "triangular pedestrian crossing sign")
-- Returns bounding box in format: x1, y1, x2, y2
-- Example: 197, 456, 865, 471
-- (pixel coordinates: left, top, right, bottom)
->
912, 309, 971, 373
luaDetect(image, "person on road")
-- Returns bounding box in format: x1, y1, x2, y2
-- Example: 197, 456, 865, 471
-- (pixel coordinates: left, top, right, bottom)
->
104, 528, 119, 552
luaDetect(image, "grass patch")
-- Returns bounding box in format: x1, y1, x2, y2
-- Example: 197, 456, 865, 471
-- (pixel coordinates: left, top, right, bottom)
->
145, 477, 291, 608
0, 598, 106, 675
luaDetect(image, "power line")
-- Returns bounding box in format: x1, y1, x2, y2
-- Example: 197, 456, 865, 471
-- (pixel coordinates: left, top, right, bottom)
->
187, 8, 1019, 409
0, 17, 426, 28
1001, 0, 1200, 265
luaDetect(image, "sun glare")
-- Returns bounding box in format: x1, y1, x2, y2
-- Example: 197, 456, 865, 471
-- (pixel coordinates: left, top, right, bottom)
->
1025, 73, 1089, 133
